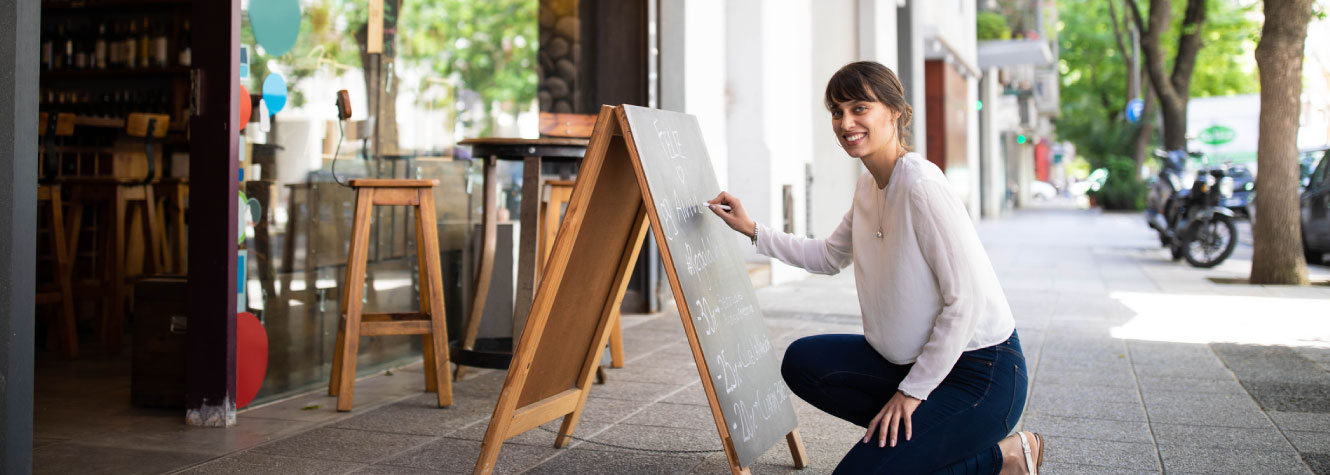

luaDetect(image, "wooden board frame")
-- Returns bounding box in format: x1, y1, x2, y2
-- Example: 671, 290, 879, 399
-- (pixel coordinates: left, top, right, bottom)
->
473, 106, 807, 475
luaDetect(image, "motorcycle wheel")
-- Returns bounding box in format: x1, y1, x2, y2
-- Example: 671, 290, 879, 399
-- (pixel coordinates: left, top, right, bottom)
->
1184, 214, 1238, 268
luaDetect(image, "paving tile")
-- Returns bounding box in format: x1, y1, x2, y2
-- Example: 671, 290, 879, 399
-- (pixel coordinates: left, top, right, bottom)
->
1135, 375, 1246, 394
1212, 344, 1330, 385
1025, 398, 1149, 423
1157, 445, 1314, 474
1018, 414, 1154, 444
1028, 382, 1142, 408
63, 415, 308, 456
1149, 423, 1295, 452
1141, 389, 1273, 428
528, 447, 708, 475
348, 464, 442, 475
1270, 412, 1330, 432
330, 395, 492, 437
450, 419, 611, 447
586, 424, 724, 453
659, 383, 711, 406
1040, 436, 1160, 471
584, 378, 685, 403
179, 452, 365, 475
250, 427, 434, 464
620, 402, 719, 430
1242, 381, 1330, 414
376, 437, 562, 474
1033, 368, 1139, 389
1301, 453, 1330, 475
34, 443, 213, 475
1038, 461, 1158, 474
579, 396, 655, 423
1286, 430, 1330, 454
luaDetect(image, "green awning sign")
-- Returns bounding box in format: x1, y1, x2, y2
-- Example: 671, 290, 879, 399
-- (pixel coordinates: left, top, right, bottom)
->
1199, 125, 1236, 145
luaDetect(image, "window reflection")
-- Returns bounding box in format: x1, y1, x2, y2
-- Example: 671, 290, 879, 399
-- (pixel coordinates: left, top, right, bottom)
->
239, 0, 537, 405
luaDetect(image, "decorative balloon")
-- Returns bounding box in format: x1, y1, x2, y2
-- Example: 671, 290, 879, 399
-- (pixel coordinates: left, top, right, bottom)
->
248, 0, 301, 56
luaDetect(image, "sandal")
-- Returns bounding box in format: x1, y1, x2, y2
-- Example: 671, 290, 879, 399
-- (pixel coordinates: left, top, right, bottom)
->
1017, 432, 1045, 475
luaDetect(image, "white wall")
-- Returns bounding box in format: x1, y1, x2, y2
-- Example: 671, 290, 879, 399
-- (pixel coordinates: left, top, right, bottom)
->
660, 0, 730, 185
810, 1, 862, 239
725, 0, 774, 263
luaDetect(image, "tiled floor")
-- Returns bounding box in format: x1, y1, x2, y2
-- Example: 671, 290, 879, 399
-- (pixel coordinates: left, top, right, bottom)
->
31, 207, 1330, 474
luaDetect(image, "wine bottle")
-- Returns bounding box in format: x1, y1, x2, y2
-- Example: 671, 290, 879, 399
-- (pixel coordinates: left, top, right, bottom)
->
94, 23, 108, 70
152, 19, 168, 68
41, 24, 53, 71
138, 17, 150, 69
124, 20, 138, 69
177, 20, 191, 67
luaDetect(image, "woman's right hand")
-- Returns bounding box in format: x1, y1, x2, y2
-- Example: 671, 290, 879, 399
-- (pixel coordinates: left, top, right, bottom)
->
708, 191, 756, 239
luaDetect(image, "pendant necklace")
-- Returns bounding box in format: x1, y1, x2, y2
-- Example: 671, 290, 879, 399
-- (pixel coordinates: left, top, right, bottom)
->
875, 183, 885, 239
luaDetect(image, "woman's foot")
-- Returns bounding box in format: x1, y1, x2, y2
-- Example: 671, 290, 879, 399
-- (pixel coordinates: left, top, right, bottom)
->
997, 431, 1043, 475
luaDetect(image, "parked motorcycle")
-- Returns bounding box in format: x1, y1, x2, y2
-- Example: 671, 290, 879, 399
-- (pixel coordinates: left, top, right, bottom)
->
1145, 150, 1239, 268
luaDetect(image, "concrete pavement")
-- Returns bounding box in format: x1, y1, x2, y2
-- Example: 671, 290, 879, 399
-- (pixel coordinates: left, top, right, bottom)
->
173, 207, 1330, 474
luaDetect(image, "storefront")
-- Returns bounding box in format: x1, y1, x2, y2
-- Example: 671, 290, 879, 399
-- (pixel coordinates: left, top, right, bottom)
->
11, 0, 659, 457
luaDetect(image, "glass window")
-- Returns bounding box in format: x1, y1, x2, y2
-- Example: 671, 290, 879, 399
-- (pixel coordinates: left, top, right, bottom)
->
240, 0, 538, 405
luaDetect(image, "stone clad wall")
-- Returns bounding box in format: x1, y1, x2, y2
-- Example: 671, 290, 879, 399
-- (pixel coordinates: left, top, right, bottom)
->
538, 0, 580, 113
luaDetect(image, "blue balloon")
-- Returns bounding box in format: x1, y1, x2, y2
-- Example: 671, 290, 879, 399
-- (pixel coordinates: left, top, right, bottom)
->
249, 0, 301, 56
262, 73, 288, 115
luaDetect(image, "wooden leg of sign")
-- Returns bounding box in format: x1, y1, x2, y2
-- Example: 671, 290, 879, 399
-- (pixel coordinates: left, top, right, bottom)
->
335, 188, 375, 412
555, 206, 649, 449
418, 190, 453, 407
786, 428, 809, 469
456, 156, 497, 381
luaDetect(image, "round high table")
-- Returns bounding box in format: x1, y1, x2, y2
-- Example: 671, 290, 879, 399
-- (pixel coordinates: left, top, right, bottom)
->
454, 137, 588, 378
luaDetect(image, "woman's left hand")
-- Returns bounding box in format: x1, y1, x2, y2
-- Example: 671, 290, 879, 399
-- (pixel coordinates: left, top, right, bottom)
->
863, 391, 921, 448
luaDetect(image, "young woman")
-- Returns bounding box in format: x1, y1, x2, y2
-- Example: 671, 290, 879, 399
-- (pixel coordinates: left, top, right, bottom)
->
708, 61, 1044, 474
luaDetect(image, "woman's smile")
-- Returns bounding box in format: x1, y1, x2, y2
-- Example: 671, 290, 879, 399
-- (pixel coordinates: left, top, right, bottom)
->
843, 132, 867, 147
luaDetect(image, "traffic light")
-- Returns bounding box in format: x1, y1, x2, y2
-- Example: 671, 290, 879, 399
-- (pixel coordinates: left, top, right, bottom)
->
1016, 134, 1028, 144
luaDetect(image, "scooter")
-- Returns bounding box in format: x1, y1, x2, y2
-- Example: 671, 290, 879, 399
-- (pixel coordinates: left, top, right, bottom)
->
1146, 151, 1239, 268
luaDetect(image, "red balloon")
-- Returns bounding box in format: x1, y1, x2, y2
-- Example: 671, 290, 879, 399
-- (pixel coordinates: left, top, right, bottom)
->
238, 85, 253, 131
236, 311, 268, 408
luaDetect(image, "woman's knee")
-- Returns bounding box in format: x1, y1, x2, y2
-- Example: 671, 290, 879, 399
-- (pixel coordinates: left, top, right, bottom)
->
780, 336, 823, 383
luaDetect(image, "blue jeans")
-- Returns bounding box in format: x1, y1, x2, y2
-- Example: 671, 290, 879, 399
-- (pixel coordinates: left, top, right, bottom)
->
781, 331, 1028, 474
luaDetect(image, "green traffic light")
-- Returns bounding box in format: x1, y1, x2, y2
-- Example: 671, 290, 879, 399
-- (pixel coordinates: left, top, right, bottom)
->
1016, 134, 1027, 144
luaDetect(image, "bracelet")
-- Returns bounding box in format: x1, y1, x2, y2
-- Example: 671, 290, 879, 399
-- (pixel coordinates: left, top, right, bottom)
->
750, 222, 758, 246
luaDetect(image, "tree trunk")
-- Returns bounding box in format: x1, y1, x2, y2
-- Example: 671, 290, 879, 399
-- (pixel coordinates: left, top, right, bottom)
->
1250, 0, 1313, 286
1131, 74, 1156, 172
1125, 0, 1205, 152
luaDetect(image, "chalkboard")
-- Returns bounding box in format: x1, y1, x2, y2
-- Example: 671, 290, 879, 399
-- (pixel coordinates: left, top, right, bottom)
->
475, 106, 805, 475
621, 105, 800, 467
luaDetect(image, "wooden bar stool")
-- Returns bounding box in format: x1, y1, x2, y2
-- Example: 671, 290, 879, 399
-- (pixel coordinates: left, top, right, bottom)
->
328, 179, 453, 412
36, 112, 78, 359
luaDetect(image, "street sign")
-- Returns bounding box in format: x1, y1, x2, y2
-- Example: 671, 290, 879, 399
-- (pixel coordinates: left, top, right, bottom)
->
1126, 99, 1144, 123
1199, 124, 1236, 145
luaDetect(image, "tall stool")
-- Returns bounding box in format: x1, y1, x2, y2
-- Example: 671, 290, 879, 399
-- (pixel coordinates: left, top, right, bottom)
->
328, 179, 452, 411
36, 112, 78, 359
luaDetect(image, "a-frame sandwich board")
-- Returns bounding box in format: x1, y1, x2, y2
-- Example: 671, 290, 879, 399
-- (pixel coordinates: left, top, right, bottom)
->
474, 105, 807, 475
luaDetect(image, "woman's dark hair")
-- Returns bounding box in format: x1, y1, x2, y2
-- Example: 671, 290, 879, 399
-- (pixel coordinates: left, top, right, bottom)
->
824, 61, 913, 151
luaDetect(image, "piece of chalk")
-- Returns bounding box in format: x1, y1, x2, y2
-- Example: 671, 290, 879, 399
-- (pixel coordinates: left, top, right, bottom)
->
704, 202, 732, 211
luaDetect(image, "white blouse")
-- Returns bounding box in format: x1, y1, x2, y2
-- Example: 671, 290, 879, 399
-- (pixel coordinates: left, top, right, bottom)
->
756, 153, 1015, 400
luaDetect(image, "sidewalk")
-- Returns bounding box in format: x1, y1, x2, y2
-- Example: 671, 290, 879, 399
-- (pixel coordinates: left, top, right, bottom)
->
173, 208, 1330, 474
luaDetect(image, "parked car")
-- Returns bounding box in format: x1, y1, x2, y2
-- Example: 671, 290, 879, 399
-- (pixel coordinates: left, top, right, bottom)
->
1224, 165, 1255, 217
1302, 147, 1327, 191
1303, 153, 1330, 265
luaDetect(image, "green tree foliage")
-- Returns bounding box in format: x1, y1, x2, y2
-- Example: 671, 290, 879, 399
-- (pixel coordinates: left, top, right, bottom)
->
1057, 0, 1258, 171
399, 0, 538, 117
241, 0, 536, 134
978, 11, 1013, 41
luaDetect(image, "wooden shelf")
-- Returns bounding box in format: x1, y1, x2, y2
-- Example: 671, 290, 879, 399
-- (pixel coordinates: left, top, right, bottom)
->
41, 67, 190, 80
42, 0, 190, 11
